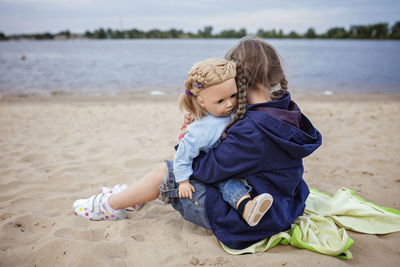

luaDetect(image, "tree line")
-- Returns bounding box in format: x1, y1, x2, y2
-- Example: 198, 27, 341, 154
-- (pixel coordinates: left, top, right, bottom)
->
1, 21, 400, 41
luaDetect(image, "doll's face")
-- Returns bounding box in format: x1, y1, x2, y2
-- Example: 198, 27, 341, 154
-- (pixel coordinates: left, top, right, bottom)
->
197, 78, 238, 117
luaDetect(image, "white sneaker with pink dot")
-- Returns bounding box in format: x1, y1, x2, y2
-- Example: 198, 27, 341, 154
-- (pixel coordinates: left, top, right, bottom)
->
72, 192, 127, 221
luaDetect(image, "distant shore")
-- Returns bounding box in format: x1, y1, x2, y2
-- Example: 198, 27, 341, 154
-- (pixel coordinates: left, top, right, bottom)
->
2, 21, 400, 41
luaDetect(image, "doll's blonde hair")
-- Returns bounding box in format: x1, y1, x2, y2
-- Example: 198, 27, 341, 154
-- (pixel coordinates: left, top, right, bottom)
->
179, 58, 236, 119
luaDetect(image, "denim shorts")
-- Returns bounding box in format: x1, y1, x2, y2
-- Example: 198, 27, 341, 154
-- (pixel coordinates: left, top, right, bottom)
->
159, 160, 211, 229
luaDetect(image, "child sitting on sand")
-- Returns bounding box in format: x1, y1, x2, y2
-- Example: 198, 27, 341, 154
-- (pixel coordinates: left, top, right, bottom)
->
173, 58, 272, 226
73, 58, 273, 226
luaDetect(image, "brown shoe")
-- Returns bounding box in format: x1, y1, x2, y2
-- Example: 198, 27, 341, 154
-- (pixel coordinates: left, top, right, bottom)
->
242, 193, 273, 227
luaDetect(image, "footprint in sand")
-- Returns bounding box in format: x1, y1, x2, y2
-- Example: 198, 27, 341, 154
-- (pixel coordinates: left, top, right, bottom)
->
35, 240, 97, 266
2, 215, 55, 244
2, 215, 54, 233
36, 241, 129, 266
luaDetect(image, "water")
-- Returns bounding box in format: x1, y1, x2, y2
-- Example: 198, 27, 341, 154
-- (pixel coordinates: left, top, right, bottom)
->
0, 39, 399, 96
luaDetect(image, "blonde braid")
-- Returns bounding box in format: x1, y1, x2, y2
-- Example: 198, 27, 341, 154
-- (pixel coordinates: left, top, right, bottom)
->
222, 61, 248, 138
180, 58, 237, 119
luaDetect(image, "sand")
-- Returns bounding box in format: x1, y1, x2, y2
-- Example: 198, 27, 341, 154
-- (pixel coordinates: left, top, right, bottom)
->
0, 93, 399, 266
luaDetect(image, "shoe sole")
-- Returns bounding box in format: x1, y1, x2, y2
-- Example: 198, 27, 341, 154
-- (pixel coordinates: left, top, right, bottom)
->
247, 193, 273, 227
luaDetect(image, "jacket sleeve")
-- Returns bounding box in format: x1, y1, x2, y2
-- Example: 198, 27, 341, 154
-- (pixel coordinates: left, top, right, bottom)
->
191, 119, 265, 184
173, 124, 208, 183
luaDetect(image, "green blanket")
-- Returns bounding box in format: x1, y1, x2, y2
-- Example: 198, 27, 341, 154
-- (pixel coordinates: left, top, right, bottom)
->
220, 188, 400, 259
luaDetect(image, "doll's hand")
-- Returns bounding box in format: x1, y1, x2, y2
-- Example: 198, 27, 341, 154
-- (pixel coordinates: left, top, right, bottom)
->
181, 112, 194, 131
178, 180, 195, 199
221, 132, 227, 140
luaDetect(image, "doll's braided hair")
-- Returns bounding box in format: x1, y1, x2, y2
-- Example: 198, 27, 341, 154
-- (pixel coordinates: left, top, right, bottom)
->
223, 36, 289, 135
179, 58, 236, 119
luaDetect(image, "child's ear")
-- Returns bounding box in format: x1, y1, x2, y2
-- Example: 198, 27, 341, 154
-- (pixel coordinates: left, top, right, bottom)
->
197, 96, 205, 107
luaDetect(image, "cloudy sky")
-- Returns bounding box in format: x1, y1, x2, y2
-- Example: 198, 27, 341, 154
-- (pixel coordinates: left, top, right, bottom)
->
0, 0, 399, 35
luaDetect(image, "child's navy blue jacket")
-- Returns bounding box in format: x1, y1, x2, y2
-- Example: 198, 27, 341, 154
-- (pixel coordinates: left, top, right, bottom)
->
191, 93, 322, 249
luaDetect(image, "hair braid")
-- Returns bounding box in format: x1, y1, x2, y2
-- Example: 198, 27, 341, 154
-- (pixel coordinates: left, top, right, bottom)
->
180, 58, 237, 119
270, 77, 289, 101
226, 36, 291, 104
222, 61, 248, 138
280, 78, 288, 90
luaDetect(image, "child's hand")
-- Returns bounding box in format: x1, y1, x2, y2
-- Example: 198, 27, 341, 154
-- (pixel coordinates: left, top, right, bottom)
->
181, 112, 194, 131
178, 180, 195, 199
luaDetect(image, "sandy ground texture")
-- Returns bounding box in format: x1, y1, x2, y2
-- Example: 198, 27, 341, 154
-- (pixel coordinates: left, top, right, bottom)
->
0, 93, 399, 266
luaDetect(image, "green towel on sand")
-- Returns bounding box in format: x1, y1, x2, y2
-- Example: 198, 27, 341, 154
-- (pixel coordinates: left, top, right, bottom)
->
220, 188, 400, 259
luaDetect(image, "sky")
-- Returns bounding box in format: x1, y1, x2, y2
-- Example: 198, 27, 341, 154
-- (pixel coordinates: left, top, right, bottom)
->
0, 0, 399, 35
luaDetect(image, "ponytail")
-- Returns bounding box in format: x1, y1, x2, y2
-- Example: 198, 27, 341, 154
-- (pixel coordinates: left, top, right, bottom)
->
178, 92, 205, 119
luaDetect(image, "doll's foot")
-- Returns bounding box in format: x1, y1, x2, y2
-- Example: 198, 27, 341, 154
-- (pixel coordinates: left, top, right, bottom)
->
99, 184, 144, 211
243, 193, 273, 227
73, 192, 127, 221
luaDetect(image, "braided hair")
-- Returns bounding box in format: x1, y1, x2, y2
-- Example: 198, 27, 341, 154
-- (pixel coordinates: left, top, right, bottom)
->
179, 58, 236, 119
222, 61, 247, 136
223, 36, 289, 134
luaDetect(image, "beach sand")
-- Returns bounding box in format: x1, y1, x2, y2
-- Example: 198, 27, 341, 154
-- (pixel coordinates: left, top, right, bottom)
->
0, 93, 399, 266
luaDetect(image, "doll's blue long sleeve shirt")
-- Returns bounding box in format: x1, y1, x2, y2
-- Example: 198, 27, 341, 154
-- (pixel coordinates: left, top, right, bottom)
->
173, 114, 231, 183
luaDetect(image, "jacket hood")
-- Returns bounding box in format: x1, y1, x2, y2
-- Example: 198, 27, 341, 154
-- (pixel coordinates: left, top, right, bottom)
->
247, 93, 322, 159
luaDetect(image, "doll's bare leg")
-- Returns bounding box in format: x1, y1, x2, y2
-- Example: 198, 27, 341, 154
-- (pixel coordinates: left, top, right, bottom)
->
108, 162, 167, 210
